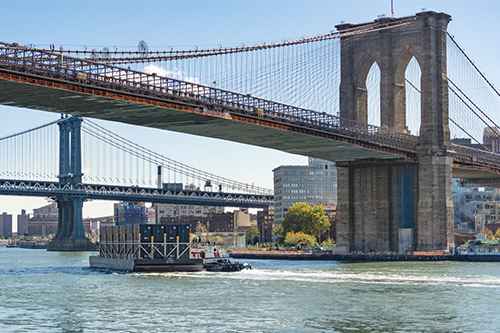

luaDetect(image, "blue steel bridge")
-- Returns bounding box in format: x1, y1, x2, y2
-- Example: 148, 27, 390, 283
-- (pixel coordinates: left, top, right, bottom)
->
1, 11, 500, 251
0, 116, 273, 250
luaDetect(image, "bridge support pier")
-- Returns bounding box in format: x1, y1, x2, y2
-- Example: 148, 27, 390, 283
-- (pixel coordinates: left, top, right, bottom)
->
415, 151, 455, 251
336, 11, 455, 252
48, 116, 94, 251
336, 164, 418, 252
336, 158, 455, 253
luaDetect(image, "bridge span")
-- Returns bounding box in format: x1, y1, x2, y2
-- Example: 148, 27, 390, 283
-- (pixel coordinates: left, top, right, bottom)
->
2, 10, 500, 252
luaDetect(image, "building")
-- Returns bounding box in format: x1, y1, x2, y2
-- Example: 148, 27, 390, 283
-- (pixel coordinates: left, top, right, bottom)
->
159, 212, 235, 233
273, 158, 337, 226
453, 180, 500, 232
483, 127, 500, 153
233, 208, 252, 232
27, 202, 91, 236
28, 202, 58, 236
257, 206, 274, 243
0, 212, 13, 239
148, 207, 156, 225
85, 216, 114, 239
17, 209, 28, 236
114, 202, 149, 226
156, 183, 224, 221
451, 126, 500, 153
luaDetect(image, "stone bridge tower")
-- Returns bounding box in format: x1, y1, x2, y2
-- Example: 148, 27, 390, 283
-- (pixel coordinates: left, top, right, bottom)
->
335, 11, 454, 252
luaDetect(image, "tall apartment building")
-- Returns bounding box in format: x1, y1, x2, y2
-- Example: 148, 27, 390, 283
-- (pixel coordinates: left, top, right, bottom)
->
17, 209, 28, 236
0, 212, 12, 239
273, 158, 337, 226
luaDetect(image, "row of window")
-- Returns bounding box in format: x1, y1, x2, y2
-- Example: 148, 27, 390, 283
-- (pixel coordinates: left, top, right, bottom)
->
275, 170, 314, 176
280, 189, 338, 194
279, 195, 338, 201
278, 178, 338, 186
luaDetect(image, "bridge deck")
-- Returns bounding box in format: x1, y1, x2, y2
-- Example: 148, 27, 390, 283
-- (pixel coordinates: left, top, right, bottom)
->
0, 75, 403, 162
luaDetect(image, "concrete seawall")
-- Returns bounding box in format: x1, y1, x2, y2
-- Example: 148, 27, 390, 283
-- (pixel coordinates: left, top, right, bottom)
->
231, 251, 469, 262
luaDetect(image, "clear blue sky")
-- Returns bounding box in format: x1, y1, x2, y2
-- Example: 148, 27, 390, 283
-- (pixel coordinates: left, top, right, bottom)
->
1, 0, 499, 228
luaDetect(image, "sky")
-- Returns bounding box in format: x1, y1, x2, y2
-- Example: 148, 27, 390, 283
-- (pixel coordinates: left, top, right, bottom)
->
1, 0, 500, 230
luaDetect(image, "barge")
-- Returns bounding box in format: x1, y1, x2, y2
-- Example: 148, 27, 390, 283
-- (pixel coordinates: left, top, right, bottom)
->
89, 224, 204, 272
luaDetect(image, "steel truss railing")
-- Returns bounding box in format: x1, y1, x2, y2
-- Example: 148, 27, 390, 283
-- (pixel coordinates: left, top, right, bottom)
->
0, 179, 273, 207
0, 44, 418, 153
452, 144, 500, 169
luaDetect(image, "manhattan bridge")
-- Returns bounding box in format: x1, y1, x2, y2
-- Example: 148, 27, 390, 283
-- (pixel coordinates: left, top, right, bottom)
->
0, 10, 499, 251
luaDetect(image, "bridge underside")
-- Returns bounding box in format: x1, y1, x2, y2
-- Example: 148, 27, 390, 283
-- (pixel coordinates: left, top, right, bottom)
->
0, 77, 403, 163
453, 165, 500, 188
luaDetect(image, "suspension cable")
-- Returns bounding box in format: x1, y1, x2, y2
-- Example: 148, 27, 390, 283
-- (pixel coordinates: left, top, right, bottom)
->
405, 78, 491, 151
447, 32, 500, 100
0, 119, 59, 141
0, 18, 416, 65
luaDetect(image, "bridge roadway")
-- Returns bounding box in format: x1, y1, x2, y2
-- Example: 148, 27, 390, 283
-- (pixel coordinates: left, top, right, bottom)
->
0, 46, 499, 182
0, 179, 272, 208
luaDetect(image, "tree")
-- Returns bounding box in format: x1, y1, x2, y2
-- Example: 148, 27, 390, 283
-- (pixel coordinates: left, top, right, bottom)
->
246, 225, 260, 245
195, 222, 207, 233
284, 231, 318, 249
320, 238, 335, 248
495, 228, 500, 240
281, 203, 331, 241
479, 227, 494, 240
273, 225, 285, 244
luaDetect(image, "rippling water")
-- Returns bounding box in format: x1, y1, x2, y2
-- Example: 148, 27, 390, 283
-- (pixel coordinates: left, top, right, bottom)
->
1, 247, 500, 332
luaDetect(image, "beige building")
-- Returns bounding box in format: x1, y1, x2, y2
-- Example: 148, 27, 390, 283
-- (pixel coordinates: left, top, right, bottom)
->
156, 183, 224, 221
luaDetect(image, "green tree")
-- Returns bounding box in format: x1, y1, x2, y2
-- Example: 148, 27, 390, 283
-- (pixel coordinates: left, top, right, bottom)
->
273, 225, 285, 245
281, 203, 331, 241
246, 225, 260, 245
284, 231, 318, 249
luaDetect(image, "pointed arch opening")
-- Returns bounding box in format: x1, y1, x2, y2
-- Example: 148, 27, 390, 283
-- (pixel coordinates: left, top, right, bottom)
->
366, 62, 381, 127
405, 56, 422, 135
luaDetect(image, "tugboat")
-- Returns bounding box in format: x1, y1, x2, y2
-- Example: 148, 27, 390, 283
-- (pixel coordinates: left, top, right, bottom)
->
198, 247, 252, 272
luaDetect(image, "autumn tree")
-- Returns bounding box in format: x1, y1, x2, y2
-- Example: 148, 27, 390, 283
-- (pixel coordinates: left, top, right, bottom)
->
479, 227, 494, 240
281, 202, 330, 241
494, 228, 500, 240
284, 231, 318, 249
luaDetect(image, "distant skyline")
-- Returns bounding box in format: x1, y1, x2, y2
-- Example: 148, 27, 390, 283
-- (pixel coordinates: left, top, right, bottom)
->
1, 0, 499, 230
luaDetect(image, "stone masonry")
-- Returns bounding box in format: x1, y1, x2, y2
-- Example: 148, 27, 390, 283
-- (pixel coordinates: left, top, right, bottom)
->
335, 11, 454, 252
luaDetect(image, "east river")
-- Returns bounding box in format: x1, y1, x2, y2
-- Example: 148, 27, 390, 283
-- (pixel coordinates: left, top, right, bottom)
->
1, 247, 500, 332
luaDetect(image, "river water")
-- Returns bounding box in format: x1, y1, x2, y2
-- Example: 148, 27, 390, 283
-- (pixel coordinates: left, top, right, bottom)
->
1, 247, 499, 333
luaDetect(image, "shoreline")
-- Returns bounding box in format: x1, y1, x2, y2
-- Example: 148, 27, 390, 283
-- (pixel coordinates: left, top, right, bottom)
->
231, 251, 473, 262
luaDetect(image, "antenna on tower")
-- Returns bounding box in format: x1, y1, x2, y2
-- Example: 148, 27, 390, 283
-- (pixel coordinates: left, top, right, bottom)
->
391, 0, 395, 17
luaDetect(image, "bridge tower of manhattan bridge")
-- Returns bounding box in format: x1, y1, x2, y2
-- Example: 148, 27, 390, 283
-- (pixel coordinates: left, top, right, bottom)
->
47, 115, 94, 251
335, 11, 454, 252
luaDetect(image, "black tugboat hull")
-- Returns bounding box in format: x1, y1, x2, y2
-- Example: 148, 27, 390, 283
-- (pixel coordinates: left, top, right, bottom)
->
204, 262, 252, 272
